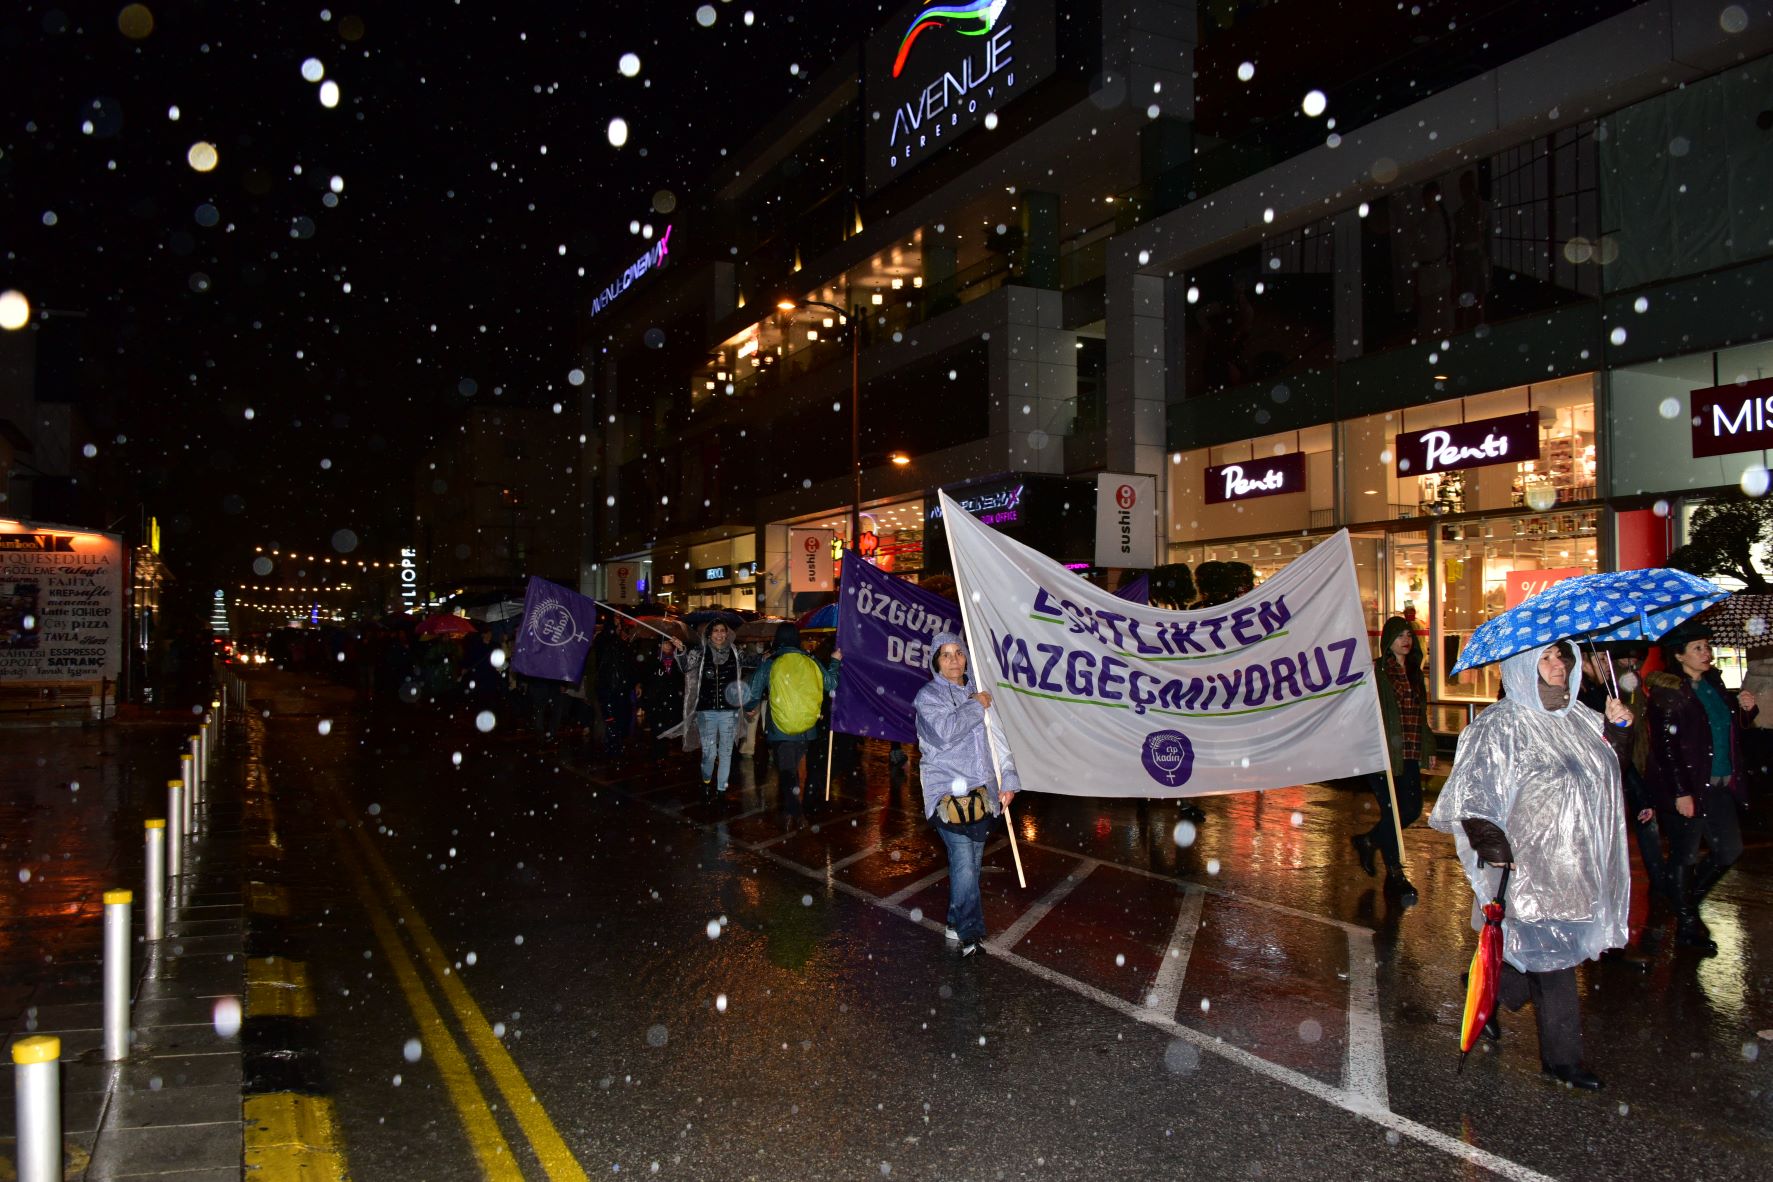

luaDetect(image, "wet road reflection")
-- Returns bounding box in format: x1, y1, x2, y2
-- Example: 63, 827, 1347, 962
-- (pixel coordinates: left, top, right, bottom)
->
231, 671, 1770, 1180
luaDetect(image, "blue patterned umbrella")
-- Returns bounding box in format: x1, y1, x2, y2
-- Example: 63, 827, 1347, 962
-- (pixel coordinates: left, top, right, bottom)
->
1451, 568, 1727, 674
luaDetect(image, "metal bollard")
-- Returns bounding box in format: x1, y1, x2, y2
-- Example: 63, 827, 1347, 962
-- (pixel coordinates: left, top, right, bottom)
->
181, 753, 196, 834
200, 718, 210, 777
144, 820, 166, 941
12, 1035, 61, 1182
103, 889, 132, 1061
189, 734, 203, 798
166, 780, 185, 878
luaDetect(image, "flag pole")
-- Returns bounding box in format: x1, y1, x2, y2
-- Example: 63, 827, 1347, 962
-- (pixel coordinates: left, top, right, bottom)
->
941, 494, 1027, 889
595, 600, 679, 643
824, 729, 835, 802
1366, 664, 1410, 873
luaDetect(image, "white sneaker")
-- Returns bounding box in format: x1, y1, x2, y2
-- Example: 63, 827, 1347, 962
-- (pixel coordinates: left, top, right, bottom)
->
944, 926, 959, 942
960, 941, 980, 957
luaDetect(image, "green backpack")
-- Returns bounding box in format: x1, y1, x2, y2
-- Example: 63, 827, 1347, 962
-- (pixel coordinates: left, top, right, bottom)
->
767, 650, 823, 735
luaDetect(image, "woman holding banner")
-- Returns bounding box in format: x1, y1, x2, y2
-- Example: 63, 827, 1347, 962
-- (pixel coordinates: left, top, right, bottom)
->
915, 633, 1021, 958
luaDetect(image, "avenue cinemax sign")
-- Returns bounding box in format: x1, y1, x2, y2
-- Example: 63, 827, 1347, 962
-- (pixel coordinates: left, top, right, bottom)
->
863, 0, 1058, 193
590, 225, 673, 317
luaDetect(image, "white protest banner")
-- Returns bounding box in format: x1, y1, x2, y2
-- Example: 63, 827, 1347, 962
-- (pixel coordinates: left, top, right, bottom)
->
790, 528, 835, 592
942, 490, 1387, 798
1094, 473, 1156, 569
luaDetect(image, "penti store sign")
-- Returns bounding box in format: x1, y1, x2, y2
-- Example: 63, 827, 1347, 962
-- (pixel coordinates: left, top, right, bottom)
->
864, 0, 1058, 193
1395, 412, 1540, 477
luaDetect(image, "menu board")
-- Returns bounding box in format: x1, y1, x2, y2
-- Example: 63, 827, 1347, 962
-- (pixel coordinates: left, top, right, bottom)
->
0, 525, 125, 683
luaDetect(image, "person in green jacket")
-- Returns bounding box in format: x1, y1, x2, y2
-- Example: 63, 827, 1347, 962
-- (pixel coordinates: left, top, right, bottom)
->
1351, 615, 1437, 903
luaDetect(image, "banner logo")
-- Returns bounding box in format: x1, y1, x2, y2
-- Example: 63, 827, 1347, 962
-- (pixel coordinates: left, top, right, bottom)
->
1141, 730, 1194, 787
1115, 484, 1137, 510
892, 0, 1008, 77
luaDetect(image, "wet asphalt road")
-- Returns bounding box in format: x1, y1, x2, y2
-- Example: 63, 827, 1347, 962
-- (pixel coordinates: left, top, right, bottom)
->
239, 671, 1772, 1181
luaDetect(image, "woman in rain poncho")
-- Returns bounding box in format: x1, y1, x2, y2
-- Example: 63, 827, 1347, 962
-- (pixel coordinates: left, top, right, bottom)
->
1428, 639, 1632, 1090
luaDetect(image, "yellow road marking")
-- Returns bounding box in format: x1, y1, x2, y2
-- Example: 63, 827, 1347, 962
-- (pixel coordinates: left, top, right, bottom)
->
246, 881, 291, 916
340, 815, 589, 1182
333, 832, 524, 1181
246, 957, 316, 1019
244, 1093, 350, 1182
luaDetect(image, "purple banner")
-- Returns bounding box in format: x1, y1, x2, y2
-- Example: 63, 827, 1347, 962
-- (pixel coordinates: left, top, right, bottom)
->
512, 576, 597, 683
832, 559, 963, 743
1114, 574, 1150, 605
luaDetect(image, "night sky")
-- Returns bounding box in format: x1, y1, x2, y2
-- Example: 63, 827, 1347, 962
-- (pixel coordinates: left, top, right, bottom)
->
3, 2, 881, 594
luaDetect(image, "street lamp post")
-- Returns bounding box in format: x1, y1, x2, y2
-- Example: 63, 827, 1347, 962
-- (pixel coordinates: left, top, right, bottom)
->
778, 298, 862, 559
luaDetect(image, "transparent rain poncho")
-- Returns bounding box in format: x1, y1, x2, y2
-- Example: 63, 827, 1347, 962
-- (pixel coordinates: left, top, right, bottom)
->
1428, 640, 1630, 972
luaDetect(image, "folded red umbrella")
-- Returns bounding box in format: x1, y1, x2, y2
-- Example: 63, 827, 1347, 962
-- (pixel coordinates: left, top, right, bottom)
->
1459, 865, 1511, 1067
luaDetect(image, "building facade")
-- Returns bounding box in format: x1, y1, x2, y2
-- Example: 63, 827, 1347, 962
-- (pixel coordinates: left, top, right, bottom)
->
582, 0, 1773, 712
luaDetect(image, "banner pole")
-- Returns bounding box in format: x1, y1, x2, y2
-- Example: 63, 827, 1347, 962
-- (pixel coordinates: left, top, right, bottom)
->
595, 600, 678, 643
942, 496, 1027, 889
824, 729, 834, 802
1366, 666, 1409, 873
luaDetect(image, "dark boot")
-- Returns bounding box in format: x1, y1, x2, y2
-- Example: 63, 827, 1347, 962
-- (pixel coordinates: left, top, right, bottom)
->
1351, 831, 1378, 878
1670, 864, 1718, 956
1384, 866, 1418, 906
1688, 856, 1727, 907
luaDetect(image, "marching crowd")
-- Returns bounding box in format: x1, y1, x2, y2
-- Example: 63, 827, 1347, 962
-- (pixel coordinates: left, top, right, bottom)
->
279, 569, 1759, 1095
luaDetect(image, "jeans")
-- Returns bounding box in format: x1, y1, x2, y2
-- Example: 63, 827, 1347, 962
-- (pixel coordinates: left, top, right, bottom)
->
696, 710, 738, 790
1363, 759, 1423, 870
936, 821, 988, 942
774, 738, 810, 814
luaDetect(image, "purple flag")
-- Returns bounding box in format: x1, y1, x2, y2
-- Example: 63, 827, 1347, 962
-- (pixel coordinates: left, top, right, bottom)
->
1114, 573, 1150, 605
512, 576, 597, 682
832, 559, 963, 743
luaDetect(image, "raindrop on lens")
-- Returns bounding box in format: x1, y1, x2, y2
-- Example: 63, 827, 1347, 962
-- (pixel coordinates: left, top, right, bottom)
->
618, 52, 641, 77
1206, 859, 1221, 876
705, 919, 721, 940
301, 58, 325, 82
317, 719, 332, 736
1741, 466, 1770, 497
1237, 62, 1255, 82
1301, 90, 1327, 117
1659, 397, 1681, 419
451, 751, 463, 766
607, 117, 629, 147
984, 112, 999, 130
319, 80, 340, 108
1609, 326, 1628, 346
212, 997, 243, 1037
1173, 820, 1197, 847
716, 994, 728, 1013
403, 1038, 423, 1062
475, 711, 497, 733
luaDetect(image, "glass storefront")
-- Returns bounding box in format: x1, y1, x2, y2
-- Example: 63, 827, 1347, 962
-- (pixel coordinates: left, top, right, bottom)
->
1169, 375, 1603, 717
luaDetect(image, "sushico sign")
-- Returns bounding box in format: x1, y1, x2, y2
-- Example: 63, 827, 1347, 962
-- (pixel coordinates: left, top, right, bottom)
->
1691, 377, 1773, 458
863, 0, 1058, 193
590, 225, 673, 317
790, 528, 836, 592
1094, 473, 1156, 569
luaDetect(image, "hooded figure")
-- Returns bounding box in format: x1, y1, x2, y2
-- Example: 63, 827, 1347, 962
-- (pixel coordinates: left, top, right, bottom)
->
1428, 638, 1628, 1089
913, 632, 1021, 955
1430, 639, 1629, 971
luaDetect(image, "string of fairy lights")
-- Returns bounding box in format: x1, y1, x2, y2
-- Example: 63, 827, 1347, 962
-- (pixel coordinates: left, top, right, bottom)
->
253, 546, 408, 570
